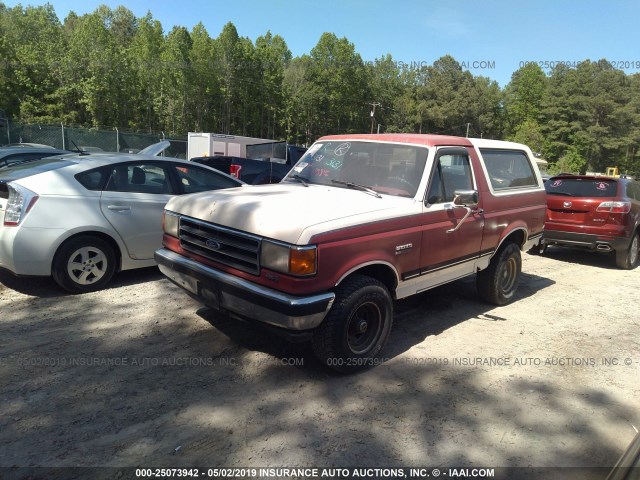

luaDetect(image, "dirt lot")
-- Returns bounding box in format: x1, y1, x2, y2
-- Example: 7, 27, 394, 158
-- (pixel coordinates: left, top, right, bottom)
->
1, 248, 639, 477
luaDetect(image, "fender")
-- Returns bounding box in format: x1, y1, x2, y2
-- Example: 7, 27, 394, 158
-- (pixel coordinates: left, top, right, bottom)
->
334, 260, 400, 288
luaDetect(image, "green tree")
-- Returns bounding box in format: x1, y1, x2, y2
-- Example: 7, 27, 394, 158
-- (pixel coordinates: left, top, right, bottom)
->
365, 54, 403, 133
1, 3, 64, 122
548, 146, 586, 175
188, 22, 219, 133
504, 63, 547, 134
129, 12, 164, 132
305, 32, 370, 138
156, 26, 193, 135
255, 31, 291, 139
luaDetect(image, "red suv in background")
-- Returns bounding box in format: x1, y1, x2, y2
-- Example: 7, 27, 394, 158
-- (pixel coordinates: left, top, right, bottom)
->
542, 175, 640, 269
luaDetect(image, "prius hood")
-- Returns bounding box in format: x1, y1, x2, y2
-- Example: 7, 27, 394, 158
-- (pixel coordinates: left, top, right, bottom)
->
165, 183, 415, 244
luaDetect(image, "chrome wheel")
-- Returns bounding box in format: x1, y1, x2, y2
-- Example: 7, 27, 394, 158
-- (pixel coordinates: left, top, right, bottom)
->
53, 235, 117, 293
67, 246, 109, 285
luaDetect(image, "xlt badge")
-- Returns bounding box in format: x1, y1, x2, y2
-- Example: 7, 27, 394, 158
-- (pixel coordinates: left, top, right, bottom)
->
395, 243, 413, 255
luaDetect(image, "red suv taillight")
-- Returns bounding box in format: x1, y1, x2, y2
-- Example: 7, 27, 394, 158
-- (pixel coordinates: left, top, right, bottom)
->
596, 201, 631, 214
229, 164, 242, 179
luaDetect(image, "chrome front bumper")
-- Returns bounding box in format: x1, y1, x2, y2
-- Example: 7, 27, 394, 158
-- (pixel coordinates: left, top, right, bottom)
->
155, 248, 335, 331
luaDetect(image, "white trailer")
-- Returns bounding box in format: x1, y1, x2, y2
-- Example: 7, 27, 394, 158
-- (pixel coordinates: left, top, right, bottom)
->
187, 132, 277, 160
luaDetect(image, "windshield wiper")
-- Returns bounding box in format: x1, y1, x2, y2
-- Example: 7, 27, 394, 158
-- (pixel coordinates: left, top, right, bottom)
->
290, 174, 310, 187
332, 179, 382, 198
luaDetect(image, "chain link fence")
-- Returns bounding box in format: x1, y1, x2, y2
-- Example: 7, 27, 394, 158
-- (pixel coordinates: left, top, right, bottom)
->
0, 121, 187, 159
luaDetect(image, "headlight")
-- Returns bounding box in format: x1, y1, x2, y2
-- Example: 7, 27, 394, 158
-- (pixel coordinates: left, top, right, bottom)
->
261, 241, 317, 276
162, 211, 180, 238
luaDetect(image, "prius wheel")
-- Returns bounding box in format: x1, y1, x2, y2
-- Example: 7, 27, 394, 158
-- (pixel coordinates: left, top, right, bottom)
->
52, 236, 117, 293
616, 231, 640, 270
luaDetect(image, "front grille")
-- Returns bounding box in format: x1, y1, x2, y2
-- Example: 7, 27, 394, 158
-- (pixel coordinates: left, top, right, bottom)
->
179, 217, 261, 275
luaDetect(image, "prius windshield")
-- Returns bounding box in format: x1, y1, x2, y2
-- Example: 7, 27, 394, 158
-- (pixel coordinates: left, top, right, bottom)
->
284, 141, 428, 197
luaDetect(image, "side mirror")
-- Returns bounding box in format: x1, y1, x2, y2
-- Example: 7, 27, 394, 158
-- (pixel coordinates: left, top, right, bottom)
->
453, 189, 478, 208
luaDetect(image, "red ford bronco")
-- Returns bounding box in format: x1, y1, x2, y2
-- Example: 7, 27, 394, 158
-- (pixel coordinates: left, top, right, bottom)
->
155, 134, 546, 371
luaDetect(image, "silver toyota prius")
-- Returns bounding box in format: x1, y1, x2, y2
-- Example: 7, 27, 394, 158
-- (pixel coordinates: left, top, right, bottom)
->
0, 149, 244, 292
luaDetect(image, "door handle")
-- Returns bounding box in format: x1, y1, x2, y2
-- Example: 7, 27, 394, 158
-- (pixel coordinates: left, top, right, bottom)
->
107, 205, 131, 212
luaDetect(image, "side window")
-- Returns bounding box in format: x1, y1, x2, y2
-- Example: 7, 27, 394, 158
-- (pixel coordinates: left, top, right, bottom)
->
75, 167, 109, 191
173, 164, 240, 194
104, 163, 171, 194
481, 149, 538, 190
427, 153, 473, 204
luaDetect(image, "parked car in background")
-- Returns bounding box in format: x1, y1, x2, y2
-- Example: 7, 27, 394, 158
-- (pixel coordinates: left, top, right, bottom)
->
542, 175, 640, 269
191, 143, 307, 184
0, 146, 72, 169
0, 151, 244, 293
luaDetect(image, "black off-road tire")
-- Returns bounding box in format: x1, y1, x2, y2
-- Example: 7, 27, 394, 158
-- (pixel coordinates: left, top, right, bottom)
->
52, 235, 117, 293
477, 242, 522, 306
312, 275, 393, 373
615, 231, 640, 270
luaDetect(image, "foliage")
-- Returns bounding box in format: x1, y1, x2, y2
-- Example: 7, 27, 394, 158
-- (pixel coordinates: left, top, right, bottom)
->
0, 3, 638, 176
547, 147, 586, 175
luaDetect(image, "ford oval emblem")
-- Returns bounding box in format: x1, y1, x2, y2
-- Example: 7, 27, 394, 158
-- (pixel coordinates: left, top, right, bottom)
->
206, 239, 221, 250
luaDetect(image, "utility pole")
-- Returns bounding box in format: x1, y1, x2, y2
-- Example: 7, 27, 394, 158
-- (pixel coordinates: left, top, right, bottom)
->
369, 102, 381, 134
466, 123, 470, 138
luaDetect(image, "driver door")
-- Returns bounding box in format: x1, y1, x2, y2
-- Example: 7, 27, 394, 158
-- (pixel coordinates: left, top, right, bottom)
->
419, 148, 484, 281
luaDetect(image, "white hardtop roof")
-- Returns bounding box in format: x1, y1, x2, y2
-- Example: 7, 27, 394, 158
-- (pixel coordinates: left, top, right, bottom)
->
467, 138, 531, 150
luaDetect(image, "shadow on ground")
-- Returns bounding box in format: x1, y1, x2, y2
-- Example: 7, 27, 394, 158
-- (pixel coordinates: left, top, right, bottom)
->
0, 266, 164, 298
0, 266, 635, 478
539, 246, 620, 270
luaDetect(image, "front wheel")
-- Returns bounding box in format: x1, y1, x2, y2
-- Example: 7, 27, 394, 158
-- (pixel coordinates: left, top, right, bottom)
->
477, 242, 522, 305
312, 275, 393, 373
52, 235, 117, 293
616, 231, 640, 270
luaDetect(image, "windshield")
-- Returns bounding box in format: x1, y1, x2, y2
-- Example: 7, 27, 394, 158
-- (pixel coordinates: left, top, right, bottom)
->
284, 141, 428, 197
545, 177, 618, 197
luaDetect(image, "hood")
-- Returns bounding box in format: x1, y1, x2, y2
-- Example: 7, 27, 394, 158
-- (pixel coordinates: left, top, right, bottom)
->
166, 183, 414, 244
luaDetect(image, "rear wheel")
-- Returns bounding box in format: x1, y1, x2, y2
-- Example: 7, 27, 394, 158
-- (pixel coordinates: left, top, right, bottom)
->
477, 242, 522, 305
616, 231, 640, 270
52, 236, 117, 293
312, 275, 393, 373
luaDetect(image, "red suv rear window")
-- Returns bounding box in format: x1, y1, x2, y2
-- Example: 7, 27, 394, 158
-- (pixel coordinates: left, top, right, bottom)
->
545, 178, 617, 198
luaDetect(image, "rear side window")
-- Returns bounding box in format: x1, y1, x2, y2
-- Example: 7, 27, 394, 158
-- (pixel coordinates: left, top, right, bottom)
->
625, 181, 640, 201
104, 163, 172, 194
75, 168, 109, 191
545, 178, 618, 197
481, 149, 538, 190
173, 164, 240, 193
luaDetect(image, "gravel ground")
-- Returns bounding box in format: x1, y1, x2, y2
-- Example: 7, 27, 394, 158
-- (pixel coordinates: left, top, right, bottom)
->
0, 248, 639, 478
